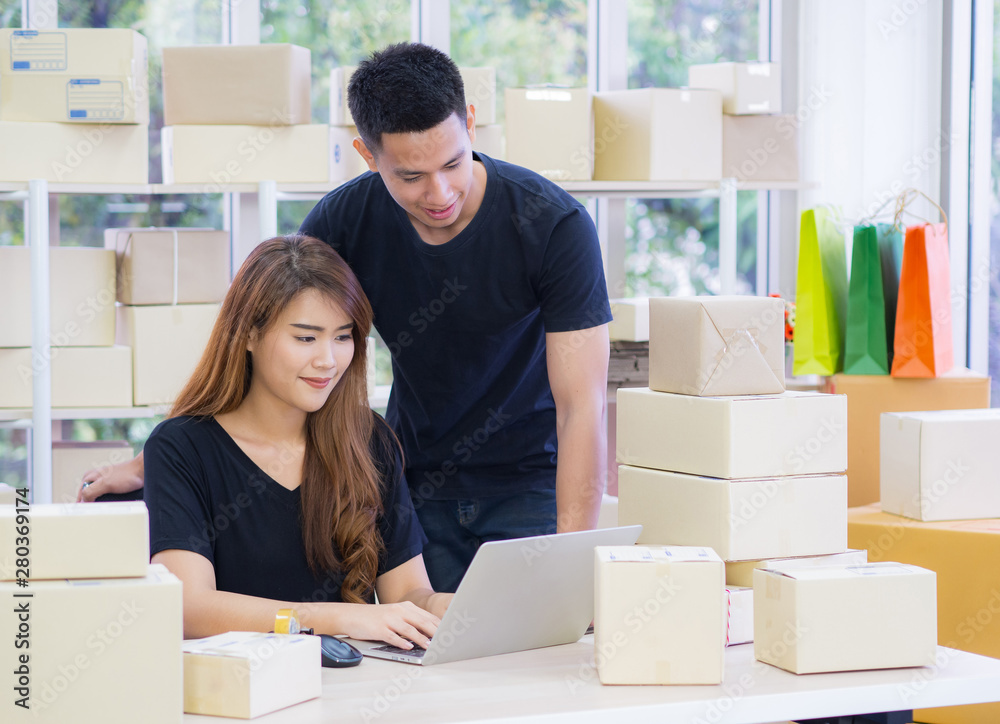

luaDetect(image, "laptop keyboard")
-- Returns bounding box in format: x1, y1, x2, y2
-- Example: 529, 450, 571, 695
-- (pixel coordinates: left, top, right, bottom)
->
371, 640, 429, 657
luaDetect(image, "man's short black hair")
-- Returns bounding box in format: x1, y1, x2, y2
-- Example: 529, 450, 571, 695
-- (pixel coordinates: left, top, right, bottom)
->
348, 42, 467, 155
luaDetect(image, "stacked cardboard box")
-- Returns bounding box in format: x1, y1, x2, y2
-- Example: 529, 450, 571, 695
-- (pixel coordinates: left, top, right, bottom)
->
688, 62, 798, 184
0, 28, 149, 183
506, 87, 592, 180
0, 503, 183, 723
161, 44, 329, 186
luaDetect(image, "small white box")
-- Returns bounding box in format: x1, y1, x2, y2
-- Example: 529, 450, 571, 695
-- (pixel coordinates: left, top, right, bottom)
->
617, 388, 847, 478
725, 586, 753, 646
0, 29, 148, 124
609, 298, 649, 342
0, 502, 148, 580
881, 409, 1000, 521
595, 545, 724, 685
753, 563, 937, 674
161, 125, 330, 186
0, 121, 148, 184
183, 632, 321, 719
725, 549, 868, 588
462, 67, 496, 125
505, 87, 593, 181
593, 88, 722, 181
329, 126, 370, 182
0, 246, 116, 347
724, 114, 799, 182
619, 466, 847, 561
472, 124, 504, 160
0, 346, 133, 409
116, 304, 219, 406
0, 564, 182, 724
649, 295, 785, 396
688, 62, 782, 115
51, 440, 133, 504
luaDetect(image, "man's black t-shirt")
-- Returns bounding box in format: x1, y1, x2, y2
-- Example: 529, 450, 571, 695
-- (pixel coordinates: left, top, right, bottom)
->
144, 415, 426, 603
299, 152, 612, 502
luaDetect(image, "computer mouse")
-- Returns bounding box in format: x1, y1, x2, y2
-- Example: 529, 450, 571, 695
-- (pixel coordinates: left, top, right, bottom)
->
318, 634, 363, 668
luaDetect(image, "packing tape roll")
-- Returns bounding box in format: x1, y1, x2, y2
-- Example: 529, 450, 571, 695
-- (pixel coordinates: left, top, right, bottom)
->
274, 608, 301, 634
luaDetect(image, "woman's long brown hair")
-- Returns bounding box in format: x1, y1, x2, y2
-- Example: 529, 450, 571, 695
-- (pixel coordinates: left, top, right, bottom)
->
170, 235, 384, 603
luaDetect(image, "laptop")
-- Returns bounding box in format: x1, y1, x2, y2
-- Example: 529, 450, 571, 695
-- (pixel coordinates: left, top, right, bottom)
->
351, 525, 642, 665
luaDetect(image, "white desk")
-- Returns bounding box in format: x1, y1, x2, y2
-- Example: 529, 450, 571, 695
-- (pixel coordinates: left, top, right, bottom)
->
182, 638, 1000, 724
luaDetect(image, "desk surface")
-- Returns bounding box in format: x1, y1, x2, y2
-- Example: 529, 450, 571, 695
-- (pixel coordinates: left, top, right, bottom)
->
182, 638, 1000, 724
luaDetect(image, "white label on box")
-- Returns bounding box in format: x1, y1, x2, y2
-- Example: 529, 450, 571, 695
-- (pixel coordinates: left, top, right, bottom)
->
662, 546, 719, 562
747, 64, 772, 77
845, 564, 916, 577
525, 89, 572, 102
10, 30, 67, 70
67, 78, 125, 119
747, 101, 771, 113
601, 547, 655, 563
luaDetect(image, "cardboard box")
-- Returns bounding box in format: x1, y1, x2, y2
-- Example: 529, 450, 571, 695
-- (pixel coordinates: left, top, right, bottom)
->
116, 304, 219, 406
0, 346, 133, 409
593, 88, 722, 181
0, 502, 148, 580
649, 295, 785, 396
848, 504, 1000, 724
619, 466, 847, 561
617, 388, 847, 478
726, 585, 753, 645
0, 246, 116, 347
0, 29, 148, 124
725, 549, 868, 587
753, 562, 937, 674
329, 126, 370, 182
51, 440, 133, 504
163, 44, 311, 126
881, 409, 1000, 521
104, 227, 230, 305
505, 88, 592, 181
183, 632, 321, 718
472, 124, 504, 160
723, 114, 798, 182
0, 483, 17, 505
0, 564, 182, 724
0, 121, 148, 184
331, 65, 496, 126
688, 62, 782, 115
595, 545, 724, 684
826, 370, 991, 507
161, 125, 329, 186
609, 298, 649, 342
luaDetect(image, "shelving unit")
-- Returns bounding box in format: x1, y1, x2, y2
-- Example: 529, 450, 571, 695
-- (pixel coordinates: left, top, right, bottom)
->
4, 176, 807, 501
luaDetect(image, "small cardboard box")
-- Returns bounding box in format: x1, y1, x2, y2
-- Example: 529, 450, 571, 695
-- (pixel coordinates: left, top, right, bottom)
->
329, 66, 357, 126
725, 549, 868, 587
593, 88, 722, 181
183, 632, 321, 719
723, 114, 799, 182
649, 295, 785, 396
0, 502, 148, 580
51, 440, 133, 504
609, 298, 649, 342
827, 369, 991, 507
505, 87, 593, 181
619, 466, 847, 561
0, 564, 182, 724
104, 227, 230, 305
0, 346, 132, 409
595, 545, 724, 684
161, 125, 330, 186
726, 585, 753, 645
472, 124, 504, 160
329, 126, 370, 182
0, 484, 17, 505
116, 304, 219, 406
881, 409, 1000, 521
0, 121, 148, 184
617, 388, 847, 478
753, 562, 937, 674
163, 44, 311, 126
0, 28, 148, 124
688, 62, 782, 115
0, 246, 116, 347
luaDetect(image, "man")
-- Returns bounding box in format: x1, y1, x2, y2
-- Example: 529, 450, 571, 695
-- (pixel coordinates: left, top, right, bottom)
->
82, 42, 610, 593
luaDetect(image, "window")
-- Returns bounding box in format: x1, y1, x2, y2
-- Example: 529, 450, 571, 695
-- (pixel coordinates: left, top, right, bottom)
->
989, 0, 1000, 403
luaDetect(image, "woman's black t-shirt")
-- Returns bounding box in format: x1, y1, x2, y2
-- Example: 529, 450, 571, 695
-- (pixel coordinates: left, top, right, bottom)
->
143, 414, 427, 603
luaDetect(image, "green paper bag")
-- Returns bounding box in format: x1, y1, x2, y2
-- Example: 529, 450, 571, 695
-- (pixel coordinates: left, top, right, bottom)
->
793, 207, 848, 375
876, 223, 902, 368
843, 225, 889, 374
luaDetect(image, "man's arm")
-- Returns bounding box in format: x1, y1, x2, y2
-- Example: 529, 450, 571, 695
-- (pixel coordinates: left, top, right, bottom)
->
545, 324, 610, 532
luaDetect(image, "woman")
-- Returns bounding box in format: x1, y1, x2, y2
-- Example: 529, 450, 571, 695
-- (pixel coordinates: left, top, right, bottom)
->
144, 235, 450, 650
